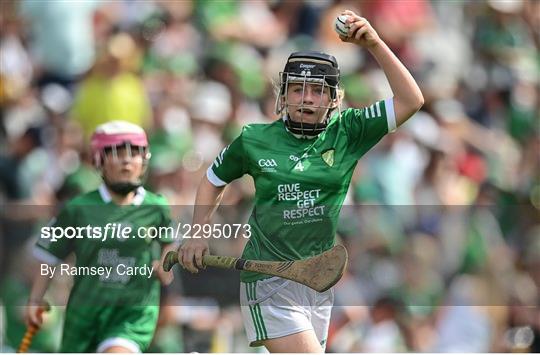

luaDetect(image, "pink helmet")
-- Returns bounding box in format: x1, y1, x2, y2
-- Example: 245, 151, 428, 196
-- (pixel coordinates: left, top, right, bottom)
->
90, 121, 149, 167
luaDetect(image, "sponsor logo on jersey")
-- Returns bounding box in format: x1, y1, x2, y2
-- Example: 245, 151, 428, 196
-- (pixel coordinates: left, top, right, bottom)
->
289, 153, 309, 162
258, 159, 277, 167
322, 149, 335, 167
289, 155, 300, 162
289, 153, 311, 172
258, 158, 278, 172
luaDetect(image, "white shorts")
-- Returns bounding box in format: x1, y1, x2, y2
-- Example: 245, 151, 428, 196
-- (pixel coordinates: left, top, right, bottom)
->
240, 277, 334, 347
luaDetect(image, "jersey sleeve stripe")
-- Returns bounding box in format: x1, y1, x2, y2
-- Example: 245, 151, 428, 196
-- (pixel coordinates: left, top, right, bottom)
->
33, 245, 62, 265
385, 98, 397, 133
206, 166, 228, 187
375, 101, 381, 117
364, 107, 370, 119
370, 105, 375, 117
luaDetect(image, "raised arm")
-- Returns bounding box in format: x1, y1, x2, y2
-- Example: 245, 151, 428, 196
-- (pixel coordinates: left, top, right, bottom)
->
178, 175, 225, 273
341, 10, 424, 126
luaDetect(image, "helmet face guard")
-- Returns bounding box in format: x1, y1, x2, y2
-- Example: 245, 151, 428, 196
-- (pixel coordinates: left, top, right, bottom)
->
99, 143, 149, 166
90, 121, 151, 195
275, 51, 341, 137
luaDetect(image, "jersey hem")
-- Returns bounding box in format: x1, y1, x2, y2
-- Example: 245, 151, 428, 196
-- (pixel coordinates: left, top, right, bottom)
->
249, 327, 313, 347
240, 271, 275, 284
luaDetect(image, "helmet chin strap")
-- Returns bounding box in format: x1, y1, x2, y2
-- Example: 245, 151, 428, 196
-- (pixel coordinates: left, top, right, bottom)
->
284, 115, 328, 138
103, 177, 141, 196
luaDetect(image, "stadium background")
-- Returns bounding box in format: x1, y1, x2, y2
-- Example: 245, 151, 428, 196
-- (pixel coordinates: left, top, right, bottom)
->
0, 0, 539, 352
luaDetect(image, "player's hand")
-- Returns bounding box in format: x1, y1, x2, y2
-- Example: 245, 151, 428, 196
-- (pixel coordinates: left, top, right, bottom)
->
24, 302, 45, 328
178, 239, 209, 273
338, 10, 381, 48
153, 259, 173, 285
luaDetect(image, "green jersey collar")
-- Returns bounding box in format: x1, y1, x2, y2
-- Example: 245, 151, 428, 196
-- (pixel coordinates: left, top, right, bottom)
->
98, 184, 146, 206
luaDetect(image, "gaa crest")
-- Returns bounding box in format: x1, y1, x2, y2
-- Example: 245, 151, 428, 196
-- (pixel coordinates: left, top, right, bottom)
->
321, 149, 335, 167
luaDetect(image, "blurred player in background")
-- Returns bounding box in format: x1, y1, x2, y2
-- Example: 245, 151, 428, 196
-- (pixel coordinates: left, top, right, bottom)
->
178, 10, 424, 353
24, 121, 175, 352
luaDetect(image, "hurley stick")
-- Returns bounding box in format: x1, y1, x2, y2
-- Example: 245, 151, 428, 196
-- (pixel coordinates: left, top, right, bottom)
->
164, 245, 348, 292
18, 302, 50, 353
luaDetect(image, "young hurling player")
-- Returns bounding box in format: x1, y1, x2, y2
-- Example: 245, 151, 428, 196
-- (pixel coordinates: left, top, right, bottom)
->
179, 10, 424, 353
25, 121, 175, 353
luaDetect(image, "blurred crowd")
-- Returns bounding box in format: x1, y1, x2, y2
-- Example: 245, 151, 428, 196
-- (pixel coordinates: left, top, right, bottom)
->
0, 0, 539, 352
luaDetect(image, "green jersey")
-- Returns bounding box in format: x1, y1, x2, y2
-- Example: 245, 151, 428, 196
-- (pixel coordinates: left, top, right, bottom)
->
35, 185, 173, 307
208, 99, 396, 282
